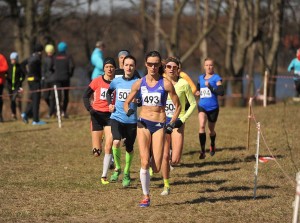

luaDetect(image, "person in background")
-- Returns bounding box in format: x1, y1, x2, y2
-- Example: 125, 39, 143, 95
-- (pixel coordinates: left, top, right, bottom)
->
50, 41, 74, 118
42, 44, 55, 118
124, 51, 181, 207
21, 44, 46, 125
6, 52, 25, 120
160, 57, 196, 196
106, 55, 139, 187
83, 57, 116, 185
0, 53, 9, 122
195, 58, 224, 159
287, 48, 300, 97
114, 50, 141, 79
91, 41, 105, 80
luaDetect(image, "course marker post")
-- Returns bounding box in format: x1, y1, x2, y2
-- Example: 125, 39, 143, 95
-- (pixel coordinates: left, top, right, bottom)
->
263, 70, 268, 107
247, 97, 253, 150
292, 172, 300, 223
54, 85, 62, 128
253, 122, 260, 199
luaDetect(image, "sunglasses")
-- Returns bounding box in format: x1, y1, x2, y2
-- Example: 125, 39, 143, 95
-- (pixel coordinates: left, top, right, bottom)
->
166, 64, 178, 70
146, 62, 161, 68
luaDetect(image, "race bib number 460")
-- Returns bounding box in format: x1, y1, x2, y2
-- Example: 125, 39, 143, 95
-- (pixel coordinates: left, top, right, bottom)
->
200, 87, 212, 98
142, 92, 161, 106
165, 99, 175, 116
117, 89, 131, 101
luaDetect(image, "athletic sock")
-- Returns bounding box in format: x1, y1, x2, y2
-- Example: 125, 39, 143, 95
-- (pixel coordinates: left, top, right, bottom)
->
163, 179, 170, 188
112, 146, 121, 170
210, 134, 216, 147
102, 153, 112, 178
124, 151, 134, 174
199, 133, 206, 152
140, 168, 150, 195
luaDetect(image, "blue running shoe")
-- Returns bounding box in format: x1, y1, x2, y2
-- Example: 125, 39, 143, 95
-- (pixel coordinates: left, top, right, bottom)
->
139, 197, 150, 207
21, 113, 28, 124
32, 121, 46, 125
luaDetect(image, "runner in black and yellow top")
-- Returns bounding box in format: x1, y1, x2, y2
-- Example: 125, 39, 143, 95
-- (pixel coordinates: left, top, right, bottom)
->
161, 57, 196, 196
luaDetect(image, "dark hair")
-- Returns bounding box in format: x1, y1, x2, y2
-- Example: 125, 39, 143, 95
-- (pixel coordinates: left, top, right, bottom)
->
145, 50, 161, 62
123, 55, 136, 66
164, 56, 180, 67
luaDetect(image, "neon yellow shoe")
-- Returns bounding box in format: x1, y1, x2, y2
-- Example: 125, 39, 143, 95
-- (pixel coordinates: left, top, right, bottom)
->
149, 167, 153, 177
122, 173, 131, 187
110, 169, 121, 182
101, 177, 109, 185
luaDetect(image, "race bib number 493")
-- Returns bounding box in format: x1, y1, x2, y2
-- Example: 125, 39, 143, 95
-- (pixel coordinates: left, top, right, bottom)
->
142, 92, 161, 106
200, 87, 212, 98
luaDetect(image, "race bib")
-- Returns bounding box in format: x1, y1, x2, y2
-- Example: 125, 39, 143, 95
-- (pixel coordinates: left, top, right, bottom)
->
117, 89, 131, 101
142, 92, 161, 106
165, 99, 176, 117
100, 88, 108, 100
200, 87, 212, 98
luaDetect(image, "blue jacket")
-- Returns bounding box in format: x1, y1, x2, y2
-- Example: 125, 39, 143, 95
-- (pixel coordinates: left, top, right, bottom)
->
287, 58, 300, 80
91, 48, 104, 80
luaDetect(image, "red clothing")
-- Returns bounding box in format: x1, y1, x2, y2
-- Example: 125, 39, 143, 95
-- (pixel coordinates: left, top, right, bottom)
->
89, 75, 113, 112
0, 54, 9, 85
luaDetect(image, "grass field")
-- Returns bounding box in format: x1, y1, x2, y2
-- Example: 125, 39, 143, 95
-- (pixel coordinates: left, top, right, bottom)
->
0, 100, 299, 223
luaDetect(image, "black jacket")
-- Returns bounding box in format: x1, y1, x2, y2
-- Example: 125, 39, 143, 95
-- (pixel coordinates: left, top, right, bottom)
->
52, 53, 74, 82
6, 63, 25, 91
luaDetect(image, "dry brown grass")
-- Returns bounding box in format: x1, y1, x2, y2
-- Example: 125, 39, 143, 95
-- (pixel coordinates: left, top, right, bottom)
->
0, 100, 300, 223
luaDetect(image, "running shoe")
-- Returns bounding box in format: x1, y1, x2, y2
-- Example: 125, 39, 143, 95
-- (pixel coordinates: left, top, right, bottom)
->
210, 146, 216, 156
109, 157, 115, 169
32, 120, 46, 125
21, 113, 28, 124
110, 169, 121, 182
101, 177, 109, 185
122, 173, 131, 187
139, 198, 150, 207
199, 151, 206, 159
160, 187, 170, 196
149, 167, 153, 177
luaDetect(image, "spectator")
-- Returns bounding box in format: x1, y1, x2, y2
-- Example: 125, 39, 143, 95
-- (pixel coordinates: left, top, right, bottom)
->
42, 44, 55, 117
287, 48, 300, 97
0, 53, 9, 122
49, 41, 74, 118
91, 41, 105, 80
6, 52, 25, 120
21, 44, 46, 125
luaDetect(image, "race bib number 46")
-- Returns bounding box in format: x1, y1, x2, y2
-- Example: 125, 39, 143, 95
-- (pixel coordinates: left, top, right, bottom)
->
117, 89, 131, 101
142, 92, 161, 106
200, 87, 212, 98
100, 88, 108, 100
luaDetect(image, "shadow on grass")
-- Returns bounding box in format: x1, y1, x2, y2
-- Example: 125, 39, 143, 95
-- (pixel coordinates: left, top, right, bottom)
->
182, 195, 272, 204
0, 127, 51, 135
180, 159, 247, 168
173, 179, 227, 186
183, 146, 246, 156
186, 167, 240, 178
201, 185, 279, 193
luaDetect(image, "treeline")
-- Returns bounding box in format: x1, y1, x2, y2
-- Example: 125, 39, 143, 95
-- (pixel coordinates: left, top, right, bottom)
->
0, 0, 299, 106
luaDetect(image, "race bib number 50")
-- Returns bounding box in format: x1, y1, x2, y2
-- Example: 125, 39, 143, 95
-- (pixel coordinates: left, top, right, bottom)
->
165, 99, 175, 116
117, 89, 131, 101
200, 87, 212, 98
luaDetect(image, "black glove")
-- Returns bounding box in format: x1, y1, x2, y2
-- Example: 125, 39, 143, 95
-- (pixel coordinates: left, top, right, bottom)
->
126, 108, 134, 117
174, 119, 183, 128
165, 122, 175, 134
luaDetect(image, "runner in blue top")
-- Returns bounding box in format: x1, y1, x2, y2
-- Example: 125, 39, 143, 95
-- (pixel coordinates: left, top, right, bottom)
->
287, 48, 300, 97
124, 51, 181, 208
106, 55, 139, 187
195, 58, 224, 159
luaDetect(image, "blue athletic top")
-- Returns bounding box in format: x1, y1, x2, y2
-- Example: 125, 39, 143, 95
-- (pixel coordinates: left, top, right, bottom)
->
198, 74, 222, 111
287, 58, 300, 80
139, 76, 168, 107
109, 76, 139, 124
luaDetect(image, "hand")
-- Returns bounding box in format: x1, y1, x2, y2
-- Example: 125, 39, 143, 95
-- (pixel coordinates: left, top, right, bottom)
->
108, 104, 115, 113
174, 119, 183, 128
126, 108, 134, 117
165, 122, 175, 134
